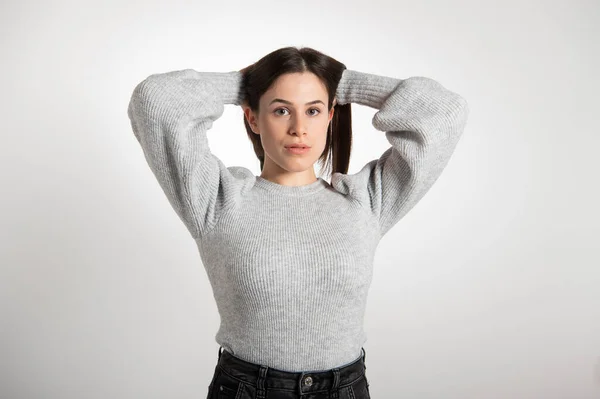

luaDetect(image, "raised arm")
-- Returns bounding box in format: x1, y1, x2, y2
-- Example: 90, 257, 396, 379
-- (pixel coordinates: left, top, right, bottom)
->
127, 69, 253, 239
331, 69, 470, 238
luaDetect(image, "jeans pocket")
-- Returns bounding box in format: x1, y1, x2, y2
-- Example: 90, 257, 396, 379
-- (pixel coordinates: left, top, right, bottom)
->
216, 368, 243, 399
207, 366, 221, 399
350, 374, 371, 399
218, 383, 238, 399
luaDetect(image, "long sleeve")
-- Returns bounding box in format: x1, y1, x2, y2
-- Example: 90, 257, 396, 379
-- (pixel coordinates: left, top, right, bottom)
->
331, 69, 470, 237
127, 69, 254, 239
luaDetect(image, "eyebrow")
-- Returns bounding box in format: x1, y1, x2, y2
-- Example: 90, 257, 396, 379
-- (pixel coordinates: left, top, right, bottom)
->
269, 98, 325, 106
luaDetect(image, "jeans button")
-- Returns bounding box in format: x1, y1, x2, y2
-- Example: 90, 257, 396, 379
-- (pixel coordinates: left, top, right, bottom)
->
303, 376, 313, 386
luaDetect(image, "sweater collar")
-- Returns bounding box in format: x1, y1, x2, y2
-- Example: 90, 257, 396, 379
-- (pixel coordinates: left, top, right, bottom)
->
254, 176, 328, 197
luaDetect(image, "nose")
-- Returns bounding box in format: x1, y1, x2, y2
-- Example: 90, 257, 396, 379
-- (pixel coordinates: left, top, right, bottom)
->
289, 114, 307, 136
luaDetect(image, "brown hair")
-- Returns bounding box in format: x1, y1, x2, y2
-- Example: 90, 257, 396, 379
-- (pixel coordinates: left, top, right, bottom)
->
240, 46, 352, 179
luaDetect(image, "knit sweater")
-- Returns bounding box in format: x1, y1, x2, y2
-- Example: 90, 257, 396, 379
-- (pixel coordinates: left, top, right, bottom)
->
127, 67, 469, 372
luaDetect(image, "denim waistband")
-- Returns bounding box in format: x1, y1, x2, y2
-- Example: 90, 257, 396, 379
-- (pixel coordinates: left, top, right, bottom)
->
216, 346, 367, 395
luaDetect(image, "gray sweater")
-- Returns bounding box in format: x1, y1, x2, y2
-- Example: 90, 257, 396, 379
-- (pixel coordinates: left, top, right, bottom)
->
127, 68, 469, 372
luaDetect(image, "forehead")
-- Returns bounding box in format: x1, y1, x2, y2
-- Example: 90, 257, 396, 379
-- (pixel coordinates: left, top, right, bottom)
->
263, 72, 328, 102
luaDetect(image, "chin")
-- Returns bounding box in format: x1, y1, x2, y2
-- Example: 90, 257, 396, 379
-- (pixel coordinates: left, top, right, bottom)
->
279, 160, 316, 173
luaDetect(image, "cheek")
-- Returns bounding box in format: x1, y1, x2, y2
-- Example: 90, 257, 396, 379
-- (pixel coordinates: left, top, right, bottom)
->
258, 118, 282, 137
257, 129, 283, 153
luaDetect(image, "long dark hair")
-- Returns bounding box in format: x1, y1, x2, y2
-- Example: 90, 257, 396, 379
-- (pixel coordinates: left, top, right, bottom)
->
240, 46, 352, 180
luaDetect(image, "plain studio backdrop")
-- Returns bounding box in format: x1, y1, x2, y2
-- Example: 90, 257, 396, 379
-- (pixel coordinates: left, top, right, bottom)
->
1, 0, 598, 398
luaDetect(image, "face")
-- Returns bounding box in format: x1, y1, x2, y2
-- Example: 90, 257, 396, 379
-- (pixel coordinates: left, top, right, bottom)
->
243, 72, 335, 177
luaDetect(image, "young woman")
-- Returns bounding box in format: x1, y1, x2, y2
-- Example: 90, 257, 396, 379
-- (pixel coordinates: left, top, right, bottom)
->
127, 46, 469, 399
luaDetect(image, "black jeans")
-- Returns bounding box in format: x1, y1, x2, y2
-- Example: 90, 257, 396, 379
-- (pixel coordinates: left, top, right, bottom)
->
206, 346, 371, 399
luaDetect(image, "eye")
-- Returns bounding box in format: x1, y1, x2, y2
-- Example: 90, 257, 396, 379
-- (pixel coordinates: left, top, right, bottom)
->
274, 108, 321, 116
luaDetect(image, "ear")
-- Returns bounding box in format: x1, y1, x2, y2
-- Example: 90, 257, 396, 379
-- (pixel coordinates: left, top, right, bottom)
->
243, 106, 259, 134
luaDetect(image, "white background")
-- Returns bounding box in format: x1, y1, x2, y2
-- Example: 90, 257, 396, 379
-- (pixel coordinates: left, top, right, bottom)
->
1, 0, 598, 398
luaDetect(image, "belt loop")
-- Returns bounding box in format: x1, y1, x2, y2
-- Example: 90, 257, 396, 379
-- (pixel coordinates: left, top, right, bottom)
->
330, 368, 341, 398
256, 365, 268, 399
298, 372, 306, 395
362, 347, 366, 364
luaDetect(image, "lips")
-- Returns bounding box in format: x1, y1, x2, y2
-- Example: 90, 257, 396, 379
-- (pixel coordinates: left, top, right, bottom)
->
285, 145, 311, 154
285, 145, 310, 148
